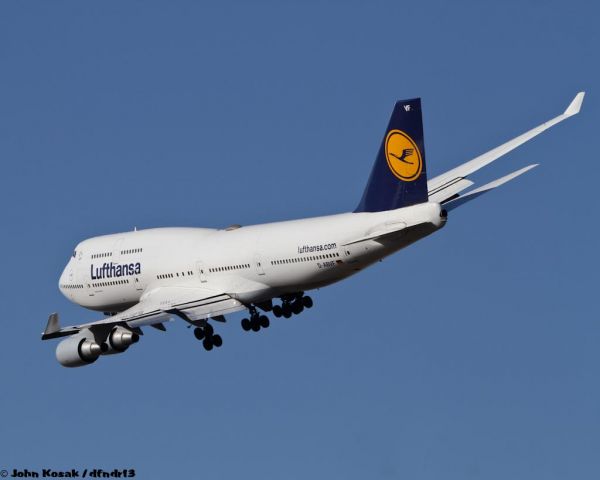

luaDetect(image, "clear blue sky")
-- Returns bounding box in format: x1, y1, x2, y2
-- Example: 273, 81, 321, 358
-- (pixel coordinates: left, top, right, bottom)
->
1, 1, 598, 478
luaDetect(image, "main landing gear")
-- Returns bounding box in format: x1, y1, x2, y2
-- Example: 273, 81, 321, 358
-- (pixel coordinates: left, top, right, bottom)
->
241, 306, 270, 333
241, 293, 313, 332
272, 293, 313, 319
193, 322, 223, 351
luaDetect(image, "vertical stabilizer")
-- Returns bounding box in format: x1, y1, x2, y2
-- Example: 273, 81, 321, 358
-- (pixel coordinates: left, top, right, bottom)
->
355, 98, 428, 212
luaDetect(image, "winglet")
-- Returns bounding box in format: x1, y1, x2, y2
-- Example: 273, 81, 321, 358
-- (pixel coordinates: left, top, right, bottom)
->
41, 312, 80, 340
564, 92, 585, 117
41, 312, 62, 340
44, 313, 60, 336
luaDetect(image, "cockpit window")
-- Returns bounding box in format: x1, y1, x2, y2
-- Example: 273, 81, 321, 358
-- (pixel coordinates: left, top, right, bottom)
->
72, 250, 77, 258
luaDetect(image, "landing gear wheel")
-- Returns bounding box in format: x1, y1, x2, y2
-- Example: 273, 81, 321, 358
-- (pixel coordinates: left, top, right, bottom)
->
204, 323, 214, 337
292, 302, 304, 315
203, 337, 213, 351
212, 334, 223, 347
193, 327, 205, 340
302, 296, 313, 308
282, 303, 292, 317
251, 322, 261, 332
262, 302, 273, 312
259, 315, 270, 328
272, 305, 282, 318
241, 318, 251, 331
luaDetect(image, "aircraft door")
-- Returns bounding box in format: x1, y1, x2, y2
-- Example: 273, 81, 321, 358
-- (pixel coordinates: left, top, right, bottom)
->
74, 249, 86, 287
133, 275, 145, 292
196, 261, 208, 283
343, 243, 369, 264
112, 238, 124, 261
133, 251, 146, 292
254, 254, 265, 276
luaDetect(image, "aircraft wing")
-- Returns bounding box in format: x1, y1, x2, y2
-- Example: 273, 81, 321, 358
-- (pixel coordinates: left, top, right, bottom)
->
427, 92, 584, 204
42, 286, 247, 340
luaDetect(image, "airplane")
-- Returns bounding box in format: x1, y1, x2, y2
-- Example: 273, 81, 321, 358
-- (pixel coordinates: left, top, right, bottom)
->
43, 92, 585, 367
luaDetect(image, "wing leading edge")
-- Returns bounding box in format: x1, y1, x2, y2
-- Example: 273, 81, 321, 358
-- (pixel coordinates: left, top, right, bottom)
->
42, 286, 246, 340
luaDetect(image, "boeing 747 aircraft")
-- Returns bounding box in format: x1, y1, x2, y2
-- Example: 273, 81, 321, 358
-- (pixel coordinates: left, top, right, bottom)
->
43, 93, 585, 367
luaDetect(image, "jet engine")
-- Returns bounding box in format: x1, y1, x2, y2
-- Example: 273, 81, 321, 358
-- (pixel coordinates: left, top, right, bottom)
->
101, 326, 139, 354
55, 329, 102, 368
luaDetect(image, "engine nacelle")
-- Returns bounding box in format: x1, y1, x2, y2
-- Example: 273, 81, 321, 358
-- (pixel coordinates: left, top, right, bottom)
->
56, 329, 102, 368
101, 326, 139, 355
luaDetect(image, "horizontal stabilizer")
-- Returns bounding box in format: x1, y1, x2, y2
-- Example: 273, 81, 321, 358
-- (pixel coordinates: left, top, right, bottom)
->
444, 164, 538, 211
428, 92, 584, 198
429, 178, 474, 203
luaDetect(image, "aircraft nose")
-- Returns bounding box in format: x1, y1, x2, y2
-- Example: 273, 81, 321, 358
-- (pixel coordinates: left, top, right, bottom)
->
58, 269, 66, 291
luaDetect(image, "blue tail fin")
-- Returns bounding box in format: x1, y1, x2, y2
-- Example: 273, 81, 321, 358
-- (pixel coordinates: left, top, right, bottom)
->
355, 98, 428, 212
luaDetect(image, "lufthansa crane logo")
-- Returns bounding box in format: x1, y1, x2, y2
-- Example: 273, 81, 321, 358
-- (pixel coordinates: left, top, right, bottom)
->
385, 129, 422, 181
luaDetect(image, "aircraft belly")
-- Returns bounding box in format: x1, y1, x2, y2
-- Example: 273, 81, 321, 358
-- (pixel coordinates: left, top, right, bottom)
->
77, 296, 138, 313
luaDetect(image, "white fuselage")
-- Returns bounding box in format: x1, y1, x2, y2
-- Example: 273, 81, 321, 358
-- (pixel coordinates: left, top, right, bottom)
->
59, 202, 445, 313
